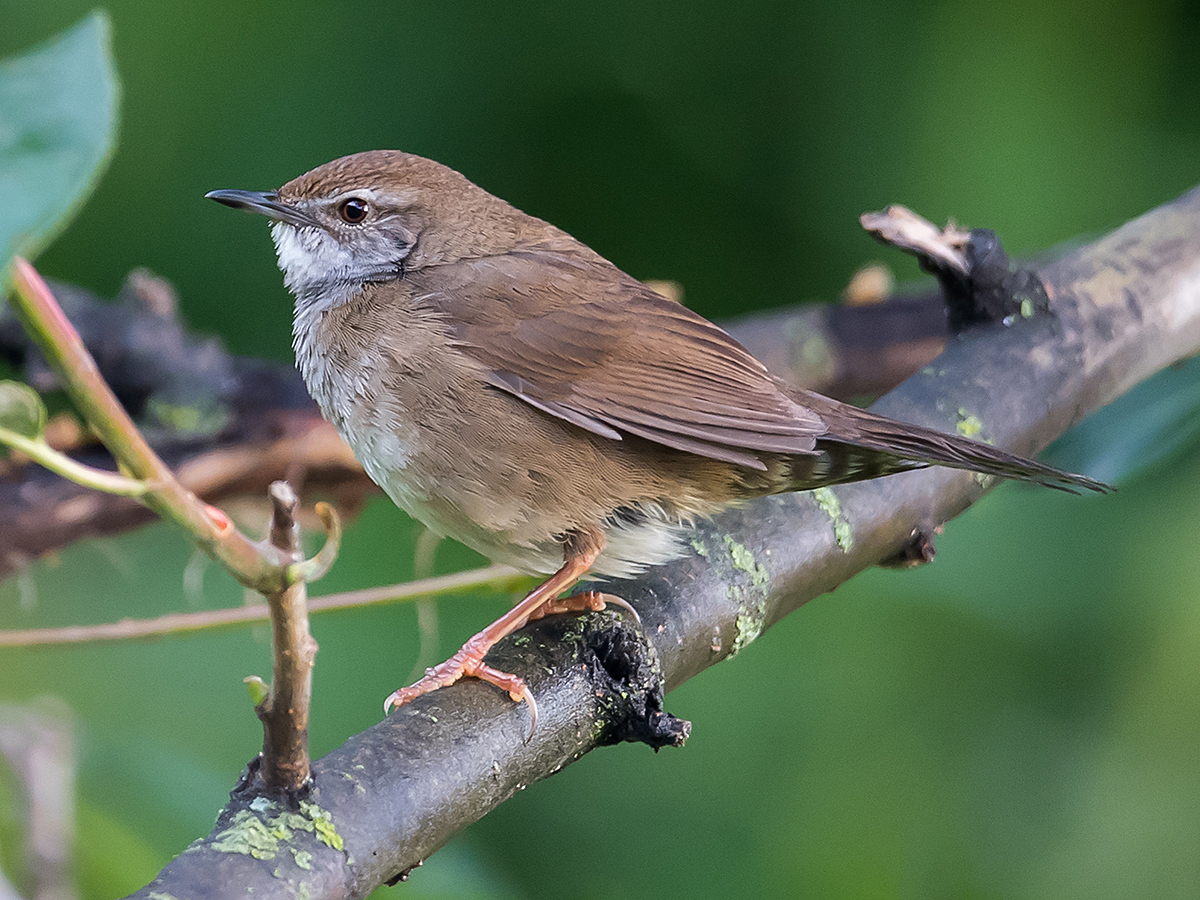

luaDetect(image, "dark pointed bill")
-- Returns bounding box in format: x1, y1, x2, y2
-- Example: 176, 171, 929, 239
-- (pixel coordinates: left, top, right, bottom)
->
204, 189, 317, 228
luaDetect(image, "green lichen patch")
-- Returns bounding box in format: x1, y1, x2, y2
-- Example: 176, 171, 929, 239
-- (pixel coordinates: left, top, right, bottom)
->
974, 471, 997, 489
732, 609, 765, 655
211, 809, 283, 860
210, 798, 346, 864
301, 800, 345, 851
813, 487, 853, 552
796, 332, 835, 379
689, 537, 709, 558
955, 407, 984, 438
340, 772, 367, 794
724, 537, 769, 588
722, 536, 771, 656
145, 395, 230, 438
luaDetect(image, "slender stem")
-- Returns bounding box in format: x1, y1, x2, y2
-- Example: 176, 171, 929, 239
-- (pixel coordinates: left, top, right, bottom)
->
0, 704, 75, 900
256, 482, 316, 793
0, 427, 147, 497
7, 258, 289, 592
0, 565, 524, 648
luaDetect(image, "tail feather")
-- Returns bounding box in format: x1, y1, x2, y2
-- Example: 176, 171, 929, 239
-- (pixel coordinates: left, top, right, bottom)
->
797, 392, 1111, 495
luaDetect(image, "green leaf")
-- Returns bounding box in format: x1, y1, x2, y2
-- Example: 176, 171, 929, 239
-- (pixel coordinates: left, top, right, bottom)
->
0, 11, 119, 270
0, 379, 47, 438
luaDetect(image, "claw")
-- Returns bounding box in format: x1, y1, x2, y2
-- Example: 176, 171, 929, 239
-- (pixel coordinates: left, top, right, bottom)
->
592, 592, 641, 626
519, 684, 538, 740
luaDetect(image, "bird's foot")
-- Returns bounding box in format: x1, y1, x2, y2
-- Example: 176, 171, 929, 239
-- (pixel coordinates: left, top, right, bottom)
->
384, 634, 540, 732
527, 590, 641, 625
382, 590, 640, 738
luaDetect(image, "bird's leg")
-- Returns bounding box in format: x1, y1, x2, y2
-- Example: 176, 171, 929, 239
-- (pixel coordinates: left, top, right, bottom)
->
384, 529, 623, 727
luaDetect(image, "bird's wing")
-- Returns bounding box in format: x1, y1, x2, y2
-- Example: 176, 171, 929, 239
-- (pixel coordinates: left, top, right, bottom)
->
430, 249, 825, 470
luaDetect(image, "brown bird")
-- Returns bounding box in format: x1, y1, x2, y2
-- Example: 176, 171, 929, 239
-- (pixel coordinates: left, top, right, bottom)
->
207, 150, 1107, 725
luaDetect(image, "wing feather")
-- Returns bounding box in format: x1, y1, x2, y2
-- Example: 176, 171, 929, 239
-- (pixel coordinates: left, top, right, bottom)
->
433, 249, 826, 465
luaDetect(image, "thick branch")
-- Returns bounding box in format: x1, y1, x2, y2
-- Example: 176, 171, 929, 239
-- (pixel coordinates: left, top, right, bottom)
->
128, 186, 1200, 898
727, 291, 946, 398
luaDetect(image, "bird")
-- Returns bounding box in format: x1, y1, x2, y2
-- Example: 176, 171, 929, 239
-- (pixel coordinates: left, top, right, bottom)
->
207, 150, 1107, 726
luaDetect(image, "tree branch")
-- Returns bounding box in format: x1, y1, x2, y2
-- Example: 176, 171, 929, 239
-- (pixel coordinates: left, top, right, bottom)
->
0, 269, 369, 578
126, 185, 1200, 898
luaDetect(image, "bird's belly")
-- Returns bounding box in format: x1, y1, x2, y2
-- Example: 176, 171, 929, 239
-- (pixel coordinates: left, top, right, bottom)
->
332, 394, 701, 579
362, 442, 692, 579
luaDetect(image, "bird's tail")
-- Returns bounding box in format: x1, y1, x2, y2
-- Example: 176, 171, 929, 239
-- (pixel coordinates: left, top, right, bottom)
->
795, 391, 1111, 494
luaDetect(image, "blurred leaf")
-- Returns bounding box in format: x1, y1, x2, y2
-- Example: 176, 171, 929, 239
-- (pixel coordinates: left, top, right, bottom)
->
75, 800, 163, 900
1046, 354, 1200, 484
0, 11, 119, 271
0, 380, 47, 438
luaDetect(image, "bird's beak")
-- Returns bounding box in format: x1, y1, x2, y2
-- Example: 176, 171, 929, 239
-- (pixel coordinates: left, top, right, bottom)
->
204, 189, 318, 228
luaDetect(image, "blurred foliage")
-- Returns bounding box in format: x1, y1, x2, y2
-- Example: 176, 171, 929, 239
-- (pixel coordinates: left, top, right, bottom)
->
0, 11, 116, 269
2, 2, 1200, 899
1047, 354, 1200, 485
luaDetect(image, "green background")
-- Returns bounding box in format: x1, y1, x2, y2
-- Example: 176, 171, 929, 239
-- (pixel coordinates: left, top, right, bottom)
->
4, 2, 1200, 898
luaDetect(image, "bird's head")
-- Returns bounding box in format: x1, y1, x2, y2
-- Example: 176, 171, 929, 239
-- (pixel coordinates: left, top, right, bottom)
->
207, 150, 549, 313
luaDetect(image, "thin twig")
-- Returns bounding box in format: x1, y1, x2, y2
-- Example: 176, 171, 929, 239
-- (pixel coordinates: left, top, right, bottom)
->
0, 703, 76, 900
407, 528, 444, 681
0, 425, 146, 497
0, 564, 524, 647
254, 482, 317, 793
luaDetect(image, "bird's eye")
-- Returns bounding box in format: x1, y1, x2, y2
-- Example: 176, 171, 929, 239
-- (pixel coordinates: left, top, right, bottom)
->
338, 198, 369, 224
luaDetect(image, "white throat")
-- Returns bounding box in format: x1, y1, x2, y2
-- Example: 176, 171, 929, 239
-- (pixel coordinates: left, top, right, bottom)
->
271, 222, 367, 315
